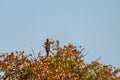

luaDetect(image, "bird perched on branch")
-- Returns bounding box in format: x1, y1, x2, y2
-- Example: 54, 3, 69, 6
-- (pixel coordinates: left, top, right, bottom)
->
44, 38, 53, 56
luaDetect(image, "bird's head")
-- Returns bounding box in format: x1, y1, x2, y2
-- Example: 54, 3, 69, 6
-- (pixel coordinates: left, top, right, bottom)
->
46, 38, 53, 42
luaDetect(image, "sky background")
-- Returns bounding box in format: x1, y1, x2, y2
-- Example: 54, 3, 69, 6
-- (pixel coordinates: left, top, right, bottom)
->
0, 0, 120, 67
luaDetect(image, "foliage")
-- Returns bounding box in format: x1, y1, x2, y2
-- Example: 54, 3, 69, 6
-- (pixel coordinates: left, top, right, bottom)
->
0, 39, 120, 80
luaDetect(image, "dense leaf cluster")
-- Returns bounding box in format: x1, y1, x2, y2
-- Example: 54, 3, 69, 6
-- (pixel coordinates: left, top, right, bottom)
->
0, 39, 120, 80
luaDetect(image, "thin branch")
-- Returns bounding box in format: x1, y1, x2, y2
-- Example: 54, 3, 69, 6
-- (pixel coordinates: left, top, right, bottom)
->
31, 47, 37, 60
80, 48, 85, 53
92, 56, 101, 63
83, 52, 88, 57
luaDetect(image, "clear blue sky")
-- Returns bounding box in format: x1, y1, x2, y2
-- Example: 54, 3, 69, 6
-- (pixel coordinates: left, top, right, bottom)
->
0, 0, 120, 67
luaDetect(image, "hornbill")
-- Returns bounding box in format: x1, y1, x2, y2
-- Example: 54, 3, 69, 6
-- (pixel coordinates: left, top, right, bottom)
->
44, 38, 53, 56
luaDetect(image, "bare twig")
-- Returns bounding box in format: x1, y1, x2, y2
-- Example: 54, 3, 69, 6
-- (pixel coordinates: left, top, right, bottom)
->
92, 56, 101, 63
31, 47, 37, 60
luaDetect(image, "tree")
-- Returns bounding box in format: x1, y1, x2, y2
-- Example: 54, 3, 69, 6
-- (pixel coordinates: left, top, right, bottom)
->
0, 39, 120, 80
